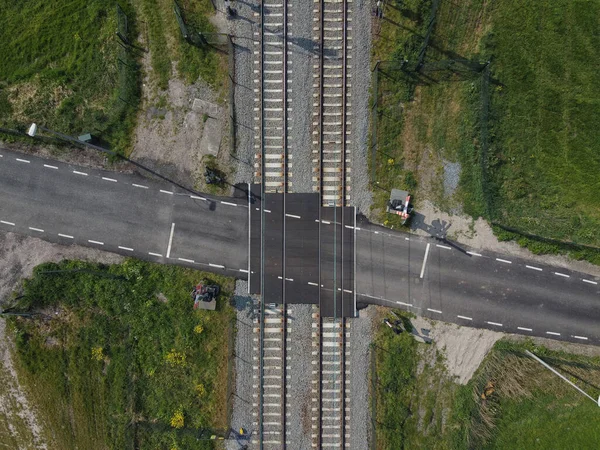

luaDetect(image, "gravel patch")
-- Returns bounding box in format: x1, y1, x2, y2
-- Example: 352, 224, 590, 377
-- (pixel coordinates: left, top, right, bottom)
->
349, 0, 374, 215
443, 160, 461, 197
349, 305, 377, 449
230, 0, 259, 185
285, 304, 315, 448
227, 279, 259, 449
287, 0, 315, 193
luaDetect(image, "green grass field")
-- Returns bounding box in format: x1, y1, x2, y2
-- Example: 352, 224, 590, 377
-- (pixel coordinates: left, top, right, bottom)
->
485, 1, 600, 247
373, 317, 600, 449
8, 259, 235, 450
0, 1, 140, 151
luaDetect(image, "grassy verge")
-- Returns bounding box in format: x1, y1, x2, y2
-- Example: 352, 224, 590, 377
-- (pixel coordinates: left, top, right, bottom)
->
0, 1, 140, 152
373, 316, 600, 449
137, 0, 226, 94
453, 340, 600, 449
370, 0, 492, 227
7, 259, 235, 450
485, 0, 600, 248
372, 310, 459, 449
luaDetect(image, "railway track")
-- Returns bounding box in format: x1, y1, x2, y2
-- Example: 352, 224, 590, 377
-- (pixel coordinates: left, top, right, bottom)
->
313, 0, 352, 206
255, 0, 291, 192
312, 315, 350, 449
255, 1, 291, 448
254, 304, 289, 448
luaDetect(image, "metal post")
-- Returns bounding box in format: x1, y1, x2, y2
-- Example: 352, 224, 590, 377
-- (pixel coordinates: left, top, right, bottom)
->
525, 350, 600, 407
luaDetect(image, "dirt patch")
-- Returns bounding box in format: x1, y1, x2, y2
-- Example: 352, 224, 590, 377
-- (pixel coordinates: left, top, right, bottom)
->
132, 50, 229, 190
409, 315, 503, 384
0, 231, 123, 448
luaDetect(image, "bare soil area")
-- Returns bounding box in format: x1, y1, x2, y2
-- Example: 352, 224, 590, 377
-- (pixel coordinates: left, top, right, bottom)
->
132, 50, 231, 192
409, 315, 503, 385
0, 231, 123, 449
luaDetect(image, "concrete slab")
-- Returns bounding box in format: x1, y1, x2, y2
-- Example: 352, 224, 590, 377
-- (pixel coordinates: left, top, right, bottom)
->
192, 98, 220, 117
200, 117, 222, 156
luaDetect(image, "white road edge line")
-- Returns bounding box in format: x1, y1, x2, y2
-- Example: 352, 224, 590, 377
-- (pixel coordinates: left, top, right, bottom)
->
436, 244, 451, 250
546, 331, 561, 336
496, 258, 512, 264
1, 220, 15, 226
178, 258, 194, 263
221, 201, 237, 206
554, 272, 570, 278
43, 164, 58, 169
209, 263, 225, 269
88, 240, 104, 245
118, 246, 134, 251
102, 177, 117, 182
457, 315, 473, 321
132, 183, 149, 189
16, 158, 30, 163
28, 227, 44, 232
517, 327, 533, 332
526, 265, 542, 271
420, 243, 431, 279
285, 214, 301, 219
148, 252, 163, 257
427, 308, 442, 314
160, 190, 174, 195
58, 233, 74, 239
73, 170, 88, 176
582, 279, 598, 285
486, 321, 503, 327
166, 222, 175, 258
467, 251, 482, 257
573, 335, 588, 341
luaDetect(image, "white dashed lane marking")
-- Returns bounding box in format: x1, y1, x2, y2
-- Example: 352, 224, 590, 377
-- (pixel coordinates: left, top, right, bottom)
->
16, 158, 30, 163
308, 282, 319, 286
44, 164, 58, 169
221, 201, 237, 207
427, 308, 442, 314
436, 244, 451, 250
486, 321, 503, 327
573, 335, 588, 341
190, 195, 207, 201
58, 234, 74, 239
102, 177, 117, 182
457, 315, 472, 321
0, 220, 15, 226
160, 190, 174, 195
285, 214, 301, 219
518, 327, 533, 332
554, 272, 570, 278
467, 251, 482, 257
546, 331, 561, 336
526, 265, 542, 271
28, 227, 44, 232
496, 258, 512, 264
88, 240, 104, 245
209, 263, 225, 269
178, 258, 194, 263
132, 183, 149, 189
118, 246, 134, 251
73, 170, 88, 176
148, 252, 163, 257
582, 279, 598, 285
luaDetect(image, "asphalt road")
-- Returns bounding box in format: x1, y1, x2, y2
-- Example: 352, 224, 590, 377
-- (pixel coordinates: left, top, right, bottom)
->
356, 219, 600, 343
0, 147, 250, 277
1, 147, 599, 343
